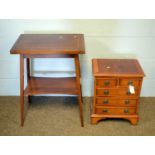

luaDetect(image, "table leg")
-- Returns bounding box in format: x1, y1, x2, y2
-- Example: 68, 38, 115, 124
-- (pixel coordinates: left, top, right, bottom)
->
20, 55, 25, 126
26, 58, 31, 104
74, 55, 84, 127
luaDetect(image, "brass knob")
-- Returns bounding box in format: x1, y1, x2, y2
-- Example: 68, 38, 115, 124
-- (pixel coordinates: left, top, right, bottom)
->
128, 80, 133, 85
127, 90, 131, 95
103, 99, 109, 104
124, 109, 129, 114
104, 90, 109, 95
125, 100, 130, 104
103, 109, 108, 113
104, 81, 110, 86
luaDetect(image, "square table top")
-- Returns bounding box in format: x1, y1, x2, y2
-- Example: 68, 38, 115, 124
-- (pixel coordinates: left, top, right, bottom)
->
10, 34, 85, 55
92, 59, 145, 77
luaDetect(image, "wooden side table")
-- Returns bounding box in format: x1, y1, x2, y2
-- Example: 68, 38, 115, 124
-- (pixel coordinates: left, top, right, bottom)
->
10, 34, 85, 127
91, 59, 145, 125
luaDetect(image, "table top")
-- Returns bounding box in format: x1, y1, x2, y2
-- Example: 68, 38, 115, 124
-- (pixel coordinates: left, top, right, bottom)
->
10, 34, 85, 55
92, 59, 145, 77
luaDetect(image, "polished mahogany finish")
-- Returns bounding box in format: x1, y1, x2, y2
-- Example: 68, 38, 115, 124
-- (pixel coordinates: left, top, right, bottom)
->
24, 77, 78, 95
93, 59, 144, 77
91, 59, 145, 125
10, 34, 85, 127
10, 34, 85, 54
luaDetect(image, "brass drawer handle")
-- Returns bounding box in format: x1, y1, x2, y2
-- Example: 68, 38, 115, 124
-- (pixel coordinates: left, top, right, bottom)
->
103, 109, 108, 113
124, 109, 129, 114
103, 99, 109, 104
104, 90, 109, 95
104, 81, 110, 86
128, 80, 133, 85
125, 100, 130, 104
127, 90, 131, 95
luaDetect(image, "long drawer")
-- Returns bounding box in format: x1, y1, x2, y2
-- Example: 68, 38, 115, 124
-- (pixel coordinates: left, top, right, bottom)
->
95, 107, 136, 115
96, 88, 139, 97
96, 97, 137, 106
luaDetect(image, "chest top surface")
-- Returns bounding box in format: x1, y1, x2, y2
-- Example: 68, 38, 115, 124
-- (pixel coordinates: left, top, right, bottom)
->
10, 34, 85, 55
93, 59, 145, 77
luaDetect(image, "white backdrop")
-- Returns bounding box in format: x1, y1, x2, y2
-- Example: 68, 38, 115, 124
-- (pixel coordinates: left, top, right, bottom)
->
0, 19, 155, 96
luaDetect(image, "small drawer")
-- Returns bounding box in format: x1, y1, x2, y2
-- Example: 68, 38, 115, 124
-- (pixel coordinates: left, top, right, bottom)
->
96, 88, 139, 97
119, 78, 141, 87
96, 107, 136, 115
96, 78, 117, 88
96, 98, 137, 106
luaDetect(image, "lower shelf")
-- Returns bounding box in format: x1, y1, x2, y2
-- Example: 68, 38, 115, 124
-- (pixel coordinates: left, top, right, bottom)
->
24, 77, 78, 95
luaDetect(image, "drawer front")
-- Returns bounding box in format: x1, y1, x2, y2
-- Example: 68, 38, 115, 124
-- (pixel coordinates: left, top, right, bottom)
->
119, 78, 141, 87
96, 78, 117, 88
96, 98, 137, 106
96, 107, 136, 115
96, 88, 139, 97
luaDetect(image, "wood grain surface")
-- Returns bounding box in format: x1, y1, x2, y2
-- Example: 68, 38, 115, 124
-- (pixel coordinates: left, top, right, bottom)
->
10, 34, 85, 54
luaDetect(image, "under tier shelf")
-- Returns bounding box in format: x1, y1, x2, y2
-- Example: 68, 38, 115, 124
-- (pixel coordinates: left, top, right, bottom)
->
24, 77, 78, 95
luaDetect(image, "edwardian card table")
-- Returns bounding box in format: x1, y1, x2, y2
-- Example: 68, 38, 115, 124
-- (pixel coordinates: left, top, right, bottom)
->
91, 59, 145, 125
10, 34, 85, 127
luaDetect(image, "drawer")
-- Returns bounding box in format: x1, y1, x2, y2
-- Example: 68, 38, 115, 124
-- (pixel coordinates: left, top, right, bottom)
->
96, 78, 117, 88
96, 88, 139, 97
96, 98, 137, 106
119, 78, 141, 87
96, 107, 136, 115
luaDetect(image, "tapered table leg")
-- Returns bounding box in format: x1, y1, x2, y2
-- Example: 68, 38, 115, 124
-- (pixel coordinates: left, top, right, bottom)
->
74, 55, 84, 127
26, 58, 31, 104
20, 55, 24, 126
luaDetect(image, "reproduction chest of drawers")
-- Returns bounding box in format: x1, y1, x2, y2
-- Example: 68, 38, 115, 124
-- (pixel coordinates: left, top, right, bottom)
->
91, 59, 145, 125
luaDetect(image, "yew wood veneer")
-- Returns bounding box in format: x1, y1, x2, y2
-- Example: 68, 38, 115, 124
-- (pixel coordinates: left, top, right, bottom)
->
10, 34, 85, 127
91, 59, 145, 125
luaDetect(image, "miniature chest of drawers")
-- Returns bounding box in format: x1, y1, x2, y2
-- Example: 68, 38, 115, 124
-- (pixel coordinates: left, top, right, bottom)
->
91, 59, 145, 125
